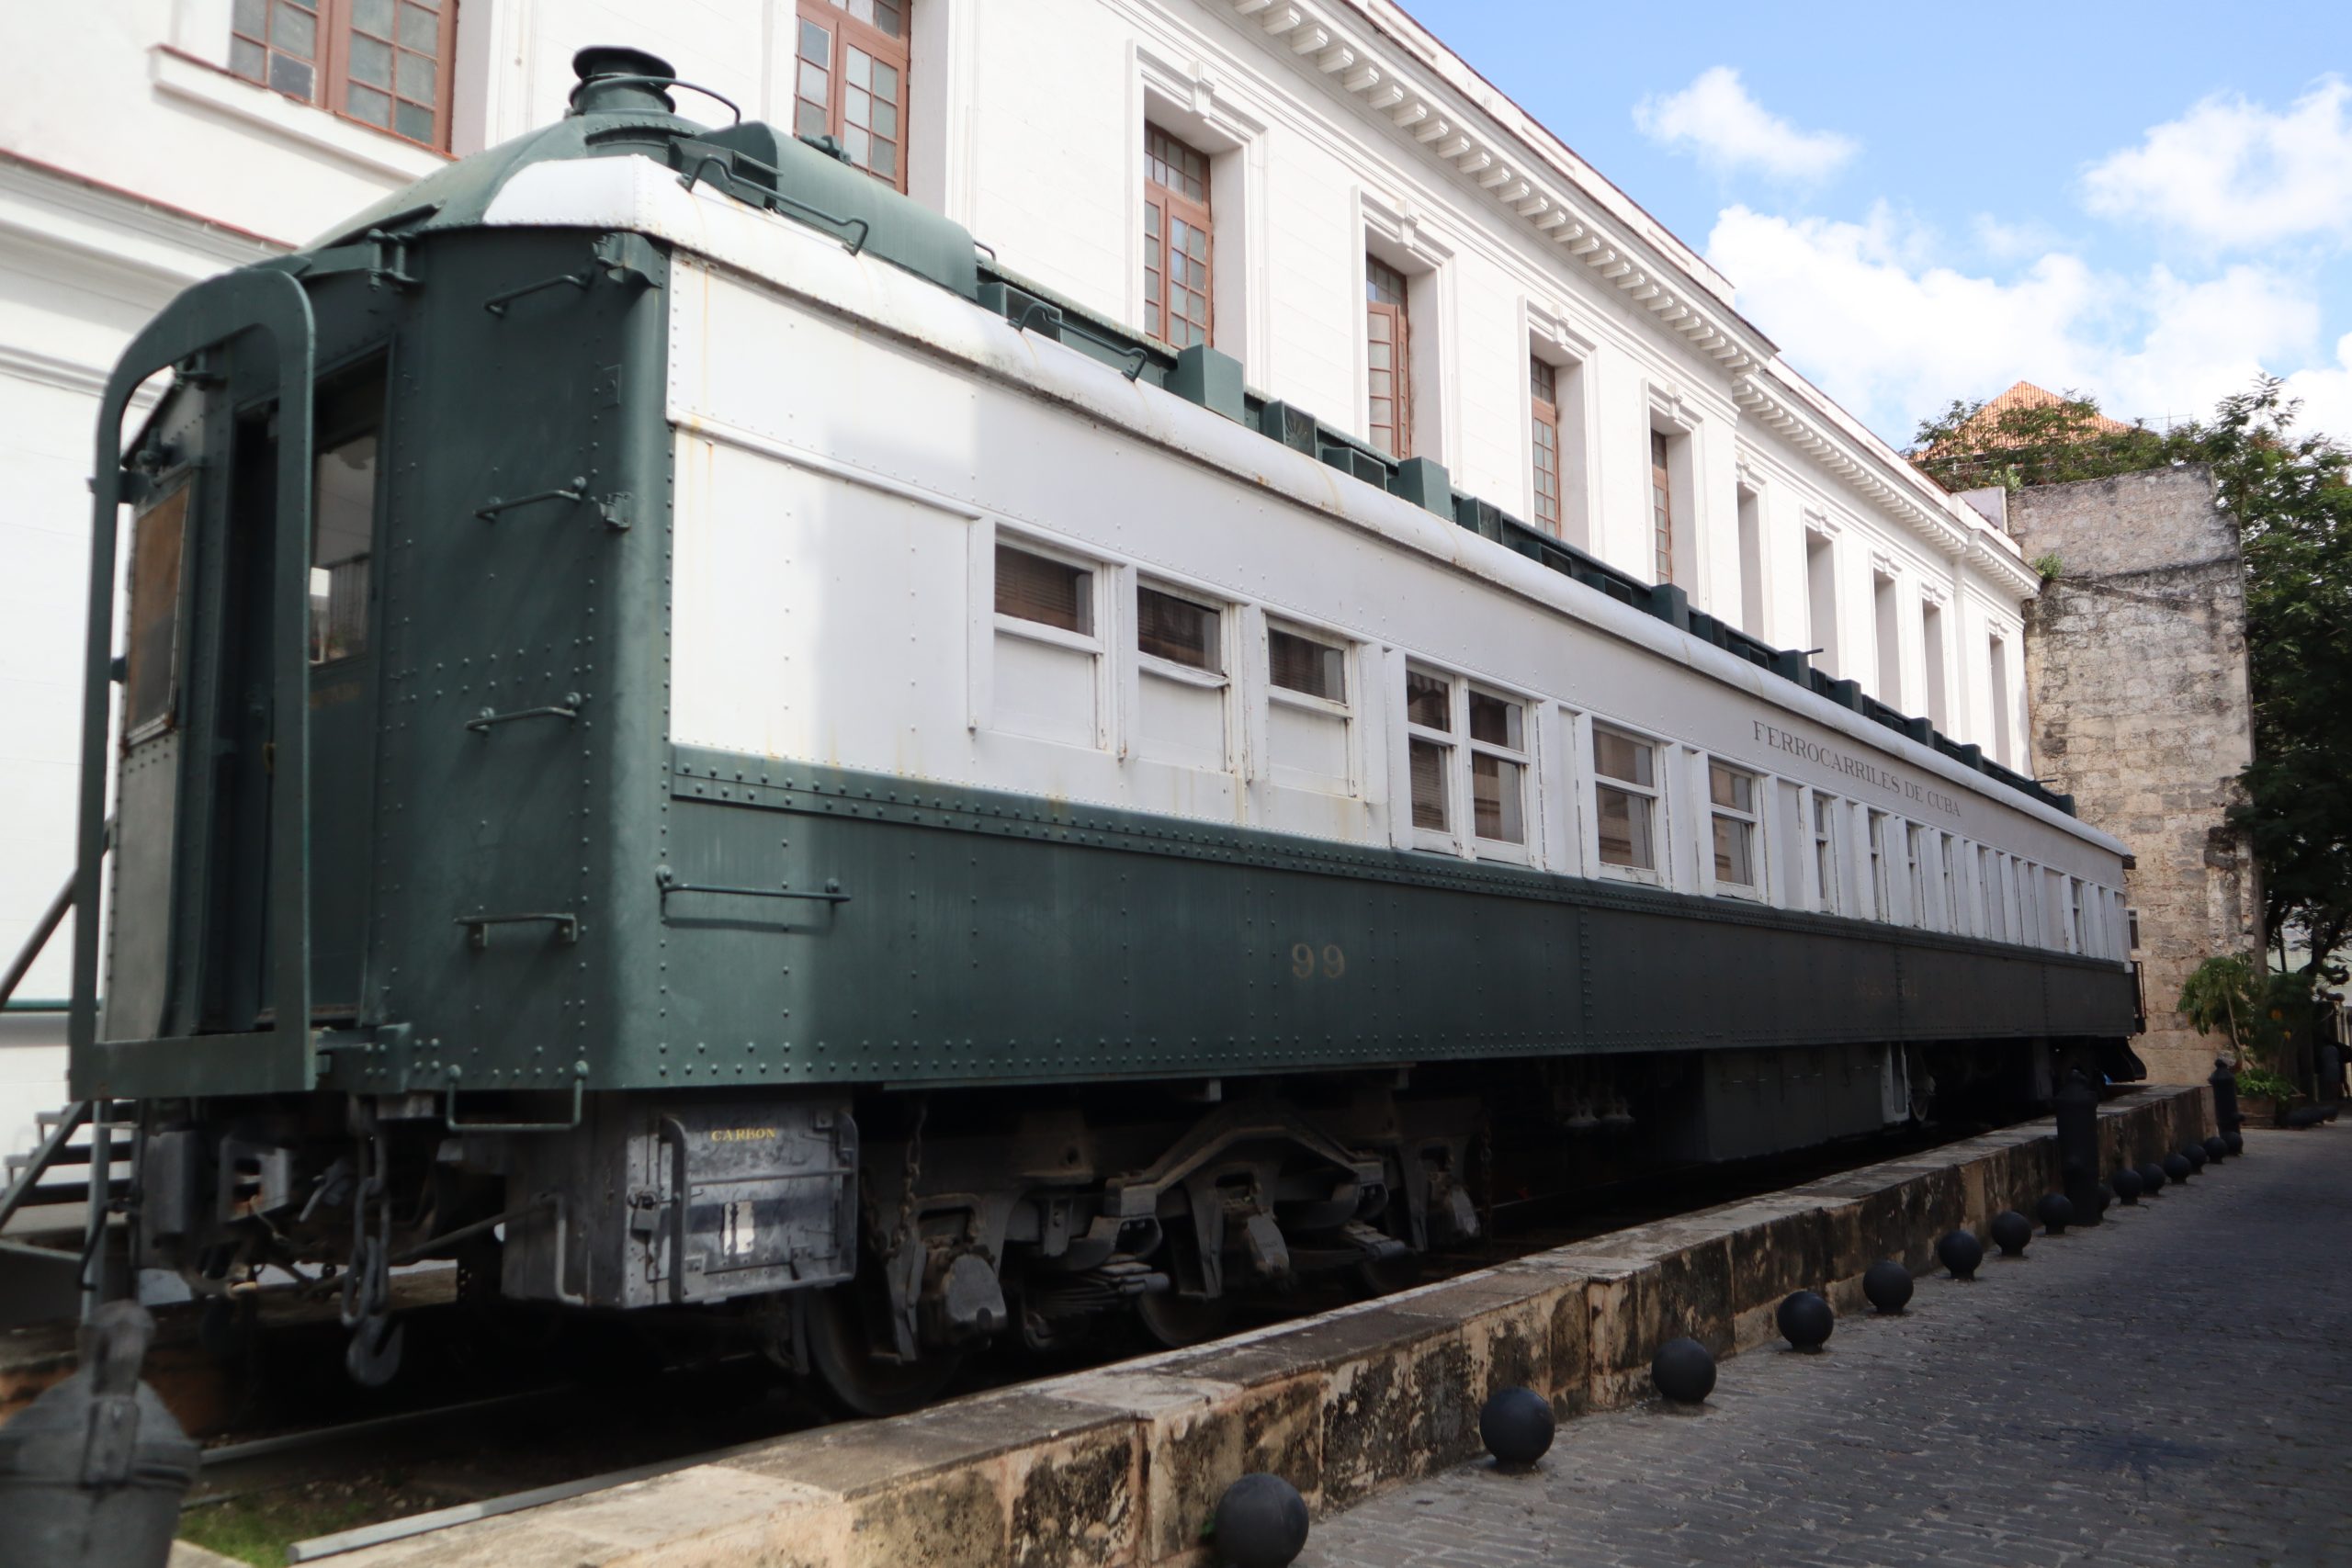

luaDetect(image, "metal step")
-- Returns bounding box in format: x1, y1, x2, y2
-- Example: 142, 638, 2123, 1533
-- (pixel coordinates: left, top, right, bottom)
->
5, 1178, 130, 1211
6, 1137, 133, 1176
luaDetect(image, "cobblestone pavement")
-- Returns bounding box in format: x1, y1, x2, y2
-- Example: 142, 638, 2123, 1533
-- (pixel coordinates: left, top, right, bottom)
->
1306, 1127, 2352, 1568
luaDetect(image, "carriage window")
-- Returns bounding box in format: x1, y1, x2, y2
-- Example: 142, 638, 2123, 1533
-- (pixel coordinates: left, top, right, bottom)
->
1905, 825, 1928, 926
1405, 666, 1452, 833
1468, 691, 1527, 846
1135, 583, 1227, 768
1593, 727, 1657, 871
125, 483, 191, 735
311, 374, 382, 665
1941, 833, 1963, 931
1709, 761, 1758, 890
1271, 627, 1345, 702
1137, 585, 1218, 671
996, 545, 1092, 635
1812, 793, 1840, 913
1866, 808, 1892, 920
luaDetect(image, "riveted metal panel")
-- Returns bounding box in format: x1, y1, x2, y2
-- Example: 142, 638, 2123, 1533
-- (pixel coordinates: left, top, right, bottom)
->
614, 750, 2139, 1095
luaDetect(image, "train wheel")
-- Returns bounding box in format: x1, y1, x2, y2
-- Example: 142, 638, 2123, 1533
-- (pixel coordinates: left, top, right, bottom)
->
1354, 1250, 1424, 1298
1135, 1289, 1234, 1348
805, 1280, 961, 1419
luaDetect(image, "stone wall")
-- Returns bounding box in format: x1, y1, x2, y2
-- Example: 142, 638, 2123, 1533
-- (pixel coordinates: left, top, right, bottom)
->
2011, 468, 2259, 1083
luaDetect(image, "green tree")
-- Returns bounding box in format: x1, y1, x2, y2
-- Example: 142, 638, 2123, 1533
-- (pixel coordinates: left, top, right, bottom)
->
1912, 378, 2352, 993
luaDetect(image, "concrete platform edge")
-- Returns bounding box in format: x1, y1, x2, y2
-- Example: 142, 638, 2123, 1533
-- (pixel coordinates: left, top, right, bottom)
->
322, 1086, 2211, 1568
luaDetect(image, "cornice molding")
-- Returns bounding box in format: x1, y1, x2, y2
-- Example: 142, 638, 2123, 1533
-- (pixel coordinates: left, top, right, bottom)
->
1209, 0, 2034, 600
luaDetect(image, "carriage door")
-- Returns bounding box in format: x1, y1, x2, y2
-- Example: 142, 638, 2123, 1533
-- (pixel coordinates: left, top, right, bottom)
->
299, 367, 385, 1018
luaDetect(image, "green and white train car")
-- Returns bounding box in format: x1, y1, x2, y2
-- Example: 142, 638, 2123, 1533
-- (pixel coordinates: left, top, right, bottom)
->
71, 51, 2137, 1408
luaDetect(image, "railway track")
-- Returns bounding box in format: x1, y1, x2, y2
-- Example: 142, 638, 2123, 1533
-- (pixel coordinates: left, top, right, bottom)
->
154, 1111, 2008, 1563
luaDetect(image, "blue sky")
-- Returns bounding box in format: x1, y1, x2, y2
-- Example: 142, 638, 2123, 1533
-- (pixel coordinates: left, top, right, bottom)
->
1399, 0, 2352, 449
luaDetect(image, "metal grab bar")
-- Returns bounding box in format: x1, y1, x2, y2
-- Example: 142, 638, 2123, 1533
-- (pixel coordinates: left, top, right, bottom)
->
655, 865, 850, 905
482, 270, 594, 317
475, 479, 587, 521
1010, 300, 1148, 380
454, 912, 582, 950
466, 695, 582, 734
674, 152, 871, 256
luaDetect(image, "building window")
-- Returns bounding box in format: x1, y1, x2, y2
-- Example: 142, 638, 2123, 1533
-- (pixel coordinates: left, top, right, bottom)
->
1366, 256, 1411, 458
1531, 357, 1563, 535
2127, 905, 2142, 953
1709, 761, 1758, 891
1866, 808, 1891, 920
1736, 484, 1764, 636
1467, 690, 1528, 847
1648, 430, 1674, 584
1812, 793, 1840, 914
230, 0, 458, 149
1987, 632, 2011, 764
795, 0, 909, 189
1922, 599, 1950, 731
1593, 727, 1657, 872
1805, 530, 1838, 676
1144, 126, 1212, 350
1872, 569, 1900, 705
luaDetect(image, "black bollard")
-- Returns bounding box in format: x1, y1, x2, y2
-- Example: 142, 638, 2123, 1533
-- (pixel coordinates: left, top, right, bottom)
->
0, 1302, 198, 1568
1478, 1387, 1555, 1469
2037, 1192, 2074, 1236
1937, 1229, 1984, 1280
1777, 1290, 1834, 1351
1651, 1337, 1717, 1404
2183, 1143, 2209, 1173
2163, 1152, 2193, 1181
2112, 1166, 2144, 1205
2139, 1160, 2168, 1194
1862, 1260, 1914, 1313
1988, 1210, 2032, 1257
2210, 1057, 2243, 1143
2203, 1134, 2229, 1165
2053, 1069, 2103, 1226
1213, 1473, 1310, 1568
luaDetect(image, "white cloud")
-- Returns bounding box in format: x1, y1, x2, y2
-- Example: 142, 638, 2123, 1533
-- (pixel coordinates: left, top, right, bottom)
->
1634, 67, 1858, 183
1705, 205, 2333, 443
2283, 333, 2352, 443
2082, 76, 2352, 250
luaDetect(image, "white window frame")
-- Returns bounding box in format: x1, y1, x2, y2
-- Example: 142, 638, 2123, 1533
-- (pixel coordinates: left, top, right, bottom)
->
1589, 721, 1665, 883
1866, 808, 1892, 922
1261, 615, 1359, 796
1810, 789, 1842, 915
1129, 574, 1236, 771
1706, 757, 1764, 900
987, 528, 1114, 751
1403, 661, 1461, 853
1464, 682, 1534, 863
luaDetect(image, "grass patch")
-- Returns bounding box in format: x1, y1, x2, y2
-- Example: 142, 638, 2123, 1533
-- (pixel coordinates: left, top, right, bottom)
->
178, 1486, 384, 1566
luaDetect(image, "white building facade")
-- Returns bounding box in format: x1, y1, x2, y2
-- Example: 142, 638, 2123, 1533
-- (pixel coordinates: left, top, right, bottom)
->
0, 0, 2040, 1151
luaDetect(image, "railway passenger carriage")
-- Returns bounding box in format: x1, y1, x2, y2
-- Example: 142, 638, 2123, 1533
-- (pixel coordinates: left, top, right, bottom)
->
67, 52, 2138, 1411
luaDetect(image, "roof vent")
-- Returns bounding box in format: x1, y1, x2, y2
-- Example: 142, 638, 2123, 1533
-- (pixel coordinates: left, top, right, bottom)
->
570, 45, 679, 117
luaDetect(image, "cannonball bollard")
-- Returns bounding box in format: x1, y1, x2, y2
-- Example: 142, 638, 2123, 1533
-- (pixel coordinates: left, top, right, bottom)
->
2224, 1129, 2245, 1156
2139, 1160, 2168, 1195
1937, 1228, 1984, 1280
1862, 1259, 1914, 1314
2183, 1143, 2209, 1172
1212, 1473, 1310, 1568
0, 1302, 199, 1568
1988, 1209, 2032, 1257
2203, 1134, 2229, 1165
2112, 1166, 2144, 1205
1478, 1386, 1556, 1470
2162, 1152, 2192, 1183
1651, 1337, 1717, 1404
1777, 1290, 1834, 1351
2036, 1192, 2074, 1236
